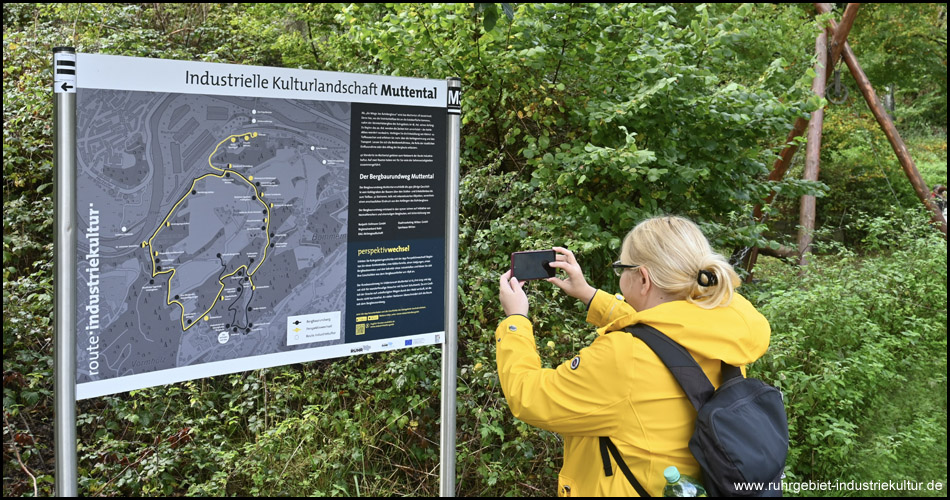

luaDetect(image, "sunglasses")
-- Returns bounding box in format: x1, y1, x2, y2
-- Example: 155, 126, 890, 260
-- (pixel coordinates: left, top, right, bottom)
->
611, 261, 641, 277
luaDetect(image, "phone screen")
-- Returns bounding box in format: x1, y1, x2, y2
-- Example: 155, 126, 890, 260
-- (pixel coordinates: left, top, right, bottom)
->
510, 250, 556, 281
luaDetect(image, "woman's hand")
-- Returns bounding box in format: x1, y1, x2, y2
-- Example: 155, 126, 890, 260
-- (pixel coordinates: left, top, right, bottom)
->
547, 247, 597, 303
499, 269, 529, 317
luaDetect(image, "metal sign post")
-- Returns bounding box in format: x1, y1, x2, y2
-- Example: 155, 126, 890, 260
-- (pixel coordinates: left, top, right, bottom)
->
53, 46, 79, 497
440, 77, 461, 497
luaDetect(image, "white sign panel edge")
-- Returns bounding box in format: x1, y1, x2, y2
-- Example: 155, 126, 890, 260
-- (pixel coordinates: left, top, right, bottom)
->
76, 331, 444, 400
76, 53, 447, 107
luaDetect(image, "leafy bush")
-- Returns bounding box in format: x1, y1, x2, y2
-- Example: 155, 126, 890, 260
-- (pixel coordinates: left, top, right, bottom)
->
813, 107, 920, 245
68, 348, 443, 496
747, 207, 947, 495
910, 132, 948, 189
845, 3, 947, 131
765, 105, 945, 249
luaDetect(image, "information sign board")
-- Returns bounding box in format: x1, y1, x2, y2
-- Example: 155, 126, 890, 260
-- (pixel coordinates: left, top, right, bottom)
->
73, 54, 448, 399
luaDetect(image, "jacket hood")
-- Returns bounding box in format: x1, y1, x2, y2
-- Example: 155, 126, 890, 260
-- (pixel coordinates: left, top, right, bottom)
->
595, 293, 770, 366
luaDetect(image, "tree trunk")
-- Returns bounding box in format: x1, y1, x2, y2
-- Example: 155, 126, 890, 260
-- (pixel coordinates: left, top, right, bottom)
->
743, 5, 863, 277
797, 30, 828, 266
758, 4, 861, 218
827, 3, 861, 60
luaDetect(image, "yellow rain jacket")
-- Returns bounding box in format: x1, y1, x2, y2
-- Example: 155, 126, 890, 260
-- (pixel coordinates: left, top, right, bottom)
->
495, 290, 771, 497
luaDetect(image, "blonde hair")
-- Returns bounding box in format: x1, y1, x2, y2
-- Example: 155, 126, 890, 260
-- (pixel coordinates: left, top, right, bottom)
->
621, 215, 740, 309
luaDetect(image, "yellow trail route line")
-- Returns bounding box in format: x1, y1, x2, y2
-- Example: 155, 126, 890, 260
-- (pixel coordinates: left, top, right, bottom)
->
144, 132, 271, 331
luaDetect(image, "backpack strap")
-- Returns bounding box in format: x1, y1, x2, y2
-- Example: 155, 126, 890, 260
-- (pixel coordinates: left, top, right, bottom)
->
600, 324, 741, 494
599, 436, 651, 497
623, 324, 715, 411
721, 361, 743, 382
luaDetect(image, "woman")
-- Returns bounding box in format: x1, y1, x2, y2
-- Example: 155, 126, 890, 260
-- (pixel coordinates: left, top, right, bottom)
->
495, 215, 771, 497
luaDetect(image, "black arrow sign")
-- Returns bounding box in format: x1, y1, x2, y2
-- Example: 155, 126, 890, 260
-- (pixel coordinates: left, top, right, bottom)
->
60, 82, 73, 92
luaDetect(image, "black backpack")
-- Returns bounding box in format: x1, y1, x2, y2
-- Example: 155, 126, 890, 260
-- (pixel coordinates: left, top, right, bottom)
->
598, 324, 788, 497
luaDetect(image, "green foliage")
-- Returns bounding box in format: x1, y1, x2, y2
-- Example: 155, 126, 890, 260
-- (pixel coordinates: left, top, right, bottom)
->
68, 349, 443, 496
766, 106, 947, 247
846, 3, 948, 130
753, 2, 947, 252
910, 133, 948, 189
746, 207, 947, 495
3, 3, 947, 497
815, 107, 921, 245
3, 272, 56, 496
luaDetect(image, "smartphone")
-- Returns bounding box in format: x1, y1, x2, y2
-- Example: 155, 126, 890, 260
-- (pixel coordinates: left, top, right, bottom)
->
510, 250, 556, 281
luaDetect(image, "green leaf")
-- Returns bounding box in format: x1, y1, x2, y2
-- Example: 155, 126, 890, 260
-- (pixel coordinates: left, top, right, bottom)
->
482, 5, 498, 32
501, 3, 514, 21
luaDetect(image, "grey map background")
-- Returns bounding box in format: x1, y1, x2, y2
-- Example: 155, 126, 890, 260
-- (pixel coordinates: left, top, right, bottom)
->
75, 89, 350, 384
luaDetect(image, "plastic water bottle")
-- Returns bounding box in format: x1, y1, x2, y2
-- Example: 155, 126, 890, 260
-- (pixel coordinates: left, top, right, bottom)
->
662, 466, 707, 497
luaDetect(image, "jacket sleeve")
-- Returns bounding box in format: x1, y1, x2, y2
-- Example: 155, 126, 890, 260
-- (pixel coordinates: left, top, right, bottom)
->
494, 314, 634, 437
586, 289, 637, 333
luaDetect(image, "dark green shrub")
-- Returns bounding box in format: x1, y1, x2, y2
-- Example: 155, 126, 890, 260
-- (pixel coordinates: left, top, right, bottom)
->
747, 207, 947, 495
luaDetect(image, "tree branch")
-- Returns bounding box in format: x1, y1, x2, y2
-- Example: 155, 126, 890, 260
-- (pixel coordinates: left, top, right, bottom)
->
4, 413, 38, 497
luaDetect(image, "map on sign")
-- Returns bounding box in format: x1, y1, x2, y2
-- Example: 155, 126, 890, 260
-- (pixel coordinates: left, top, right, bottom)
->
76, 90, 350, 381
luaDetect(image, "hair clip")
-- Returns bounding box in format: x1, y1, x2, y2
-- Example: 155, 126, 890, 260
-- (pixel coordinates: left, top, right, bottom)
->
697, 270, 718, 287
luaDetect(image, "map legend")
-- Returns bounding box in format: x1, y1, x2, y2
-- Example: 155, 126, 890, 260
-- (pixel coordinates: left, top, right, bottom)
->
287, 311, 341, 346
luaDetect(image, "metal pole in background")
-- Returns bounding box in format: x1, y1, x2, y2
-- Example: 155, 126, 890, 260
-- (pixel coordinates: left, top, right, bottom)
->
53, 46, 78, 497
440, 77, 461, 497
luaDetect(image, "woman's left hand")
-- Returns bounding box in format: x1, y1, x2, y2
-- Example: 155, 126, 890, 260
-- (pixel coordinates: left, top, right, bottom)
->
499, 270, 529, 317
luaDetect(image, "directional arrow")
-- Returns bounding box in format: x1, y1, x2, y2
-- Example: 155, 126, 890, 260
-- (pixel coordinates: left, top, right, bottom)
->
60, 82, 74, 92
